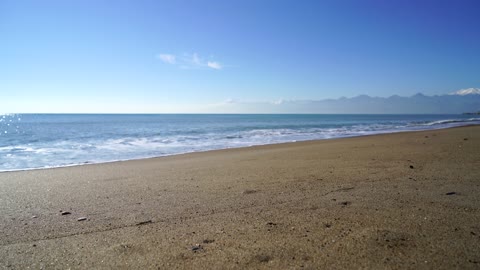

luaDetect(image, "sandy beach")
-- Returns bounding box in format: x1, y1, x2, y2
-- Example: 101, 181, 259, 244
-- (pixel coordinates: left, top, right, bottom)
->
0, 125, 479, 269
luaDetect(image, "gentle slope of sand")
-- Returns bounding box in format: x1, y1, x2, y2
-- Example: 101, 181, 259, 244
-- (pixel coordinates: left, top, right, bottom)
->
1, 126, 479, 269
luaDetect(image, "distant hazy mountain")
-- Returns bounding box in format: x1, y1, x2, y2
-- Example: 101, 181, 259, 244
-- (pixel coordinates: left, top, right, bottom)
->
279, 92, 480, 114
214, 89, 480, 114
213, 88, 480, 114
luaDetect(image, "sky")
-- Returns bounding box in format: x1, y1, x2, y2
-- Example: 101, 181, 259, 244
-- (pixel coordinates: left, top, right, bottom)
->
1, 0, 479, 113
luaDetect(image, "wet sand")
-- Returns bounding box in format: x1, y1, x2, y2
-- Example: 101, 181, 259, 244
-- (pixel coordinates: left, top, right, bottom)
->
0, 126, 479, 269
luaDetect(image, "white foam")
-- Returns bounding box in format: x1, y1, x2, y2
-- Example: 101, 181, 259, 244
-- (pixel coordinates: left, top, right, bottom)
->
410, 118, 480, 127
1, 116, 479, 172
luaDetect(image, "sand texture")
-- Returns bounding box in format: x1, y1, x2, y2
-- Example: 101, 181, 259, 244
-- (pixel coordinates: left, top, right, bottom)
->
0, 126, 479, 269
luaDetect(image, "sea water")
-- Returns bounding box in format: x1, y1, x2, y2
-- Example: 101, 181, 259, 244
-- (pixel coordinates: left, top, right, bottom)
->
0, 114, 478, 172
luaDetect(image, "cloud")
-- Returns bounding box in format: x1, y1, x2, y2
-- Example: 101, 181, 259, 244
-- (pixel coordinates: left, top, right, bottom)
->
207, 61, 222, 70
271, 99, 285, 105
223, 98, 236, 104
156, 54, 176, 64
157, 52, 223, 70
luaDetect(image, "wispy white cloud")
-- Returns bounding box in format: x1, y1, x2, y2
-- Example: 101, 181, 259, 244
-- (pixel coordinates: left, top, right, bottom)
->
156, 54, 176, 64
207, 61, 222, 70
271, 99, 286, 105
156, 52, 223, 70
207, 98, 238, 107
222, 98, 236, 104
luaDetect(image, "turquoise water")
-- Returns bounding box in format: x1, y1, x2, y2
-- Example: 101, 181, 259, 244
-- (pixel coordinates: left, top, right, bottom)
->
0, 114, 478, 171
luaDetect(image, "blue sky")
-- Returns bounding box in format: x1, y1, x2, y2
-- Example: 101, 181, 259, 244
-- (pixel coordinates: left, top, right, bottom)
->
1, 0, 479, 113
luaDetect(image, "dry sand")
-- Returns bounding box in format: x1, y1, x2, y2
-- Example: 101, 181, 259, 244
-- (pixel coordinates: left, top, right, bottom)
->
0, 126, 479, 269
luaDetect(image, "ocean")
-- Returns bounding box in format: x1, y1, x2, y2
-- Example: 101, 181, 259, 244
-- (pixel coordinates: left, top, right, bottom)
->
0, 114, 479, 172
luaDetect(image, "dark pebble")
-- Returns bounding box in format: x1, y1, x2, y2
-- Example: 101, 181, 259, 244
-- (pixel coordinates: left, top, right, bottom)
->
409, 165, 414, 169
464, 138, 468, 141
446, 192, 456, 195
340, 201, 351, 206
61, 211, 71, 216
191, 245, 203, 251
266, 222, 277, 226
202, 239, 215, 244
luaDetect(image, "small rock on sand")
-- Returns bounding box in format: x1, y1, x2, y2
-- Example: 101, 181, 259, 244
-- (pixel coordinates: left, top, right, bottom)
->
61, 211, 71, 216
409, 165, 414, 169
445, 192, 456, 195
191, 244, 203, 252
77, 217, 87, 221
202, 239, 215, 244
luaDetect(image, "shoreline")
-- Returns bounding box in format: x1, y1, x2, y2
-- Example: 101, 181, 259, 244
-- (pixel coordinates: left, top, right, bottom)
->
2, 123, 478, 174
1, 125, 479, 269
